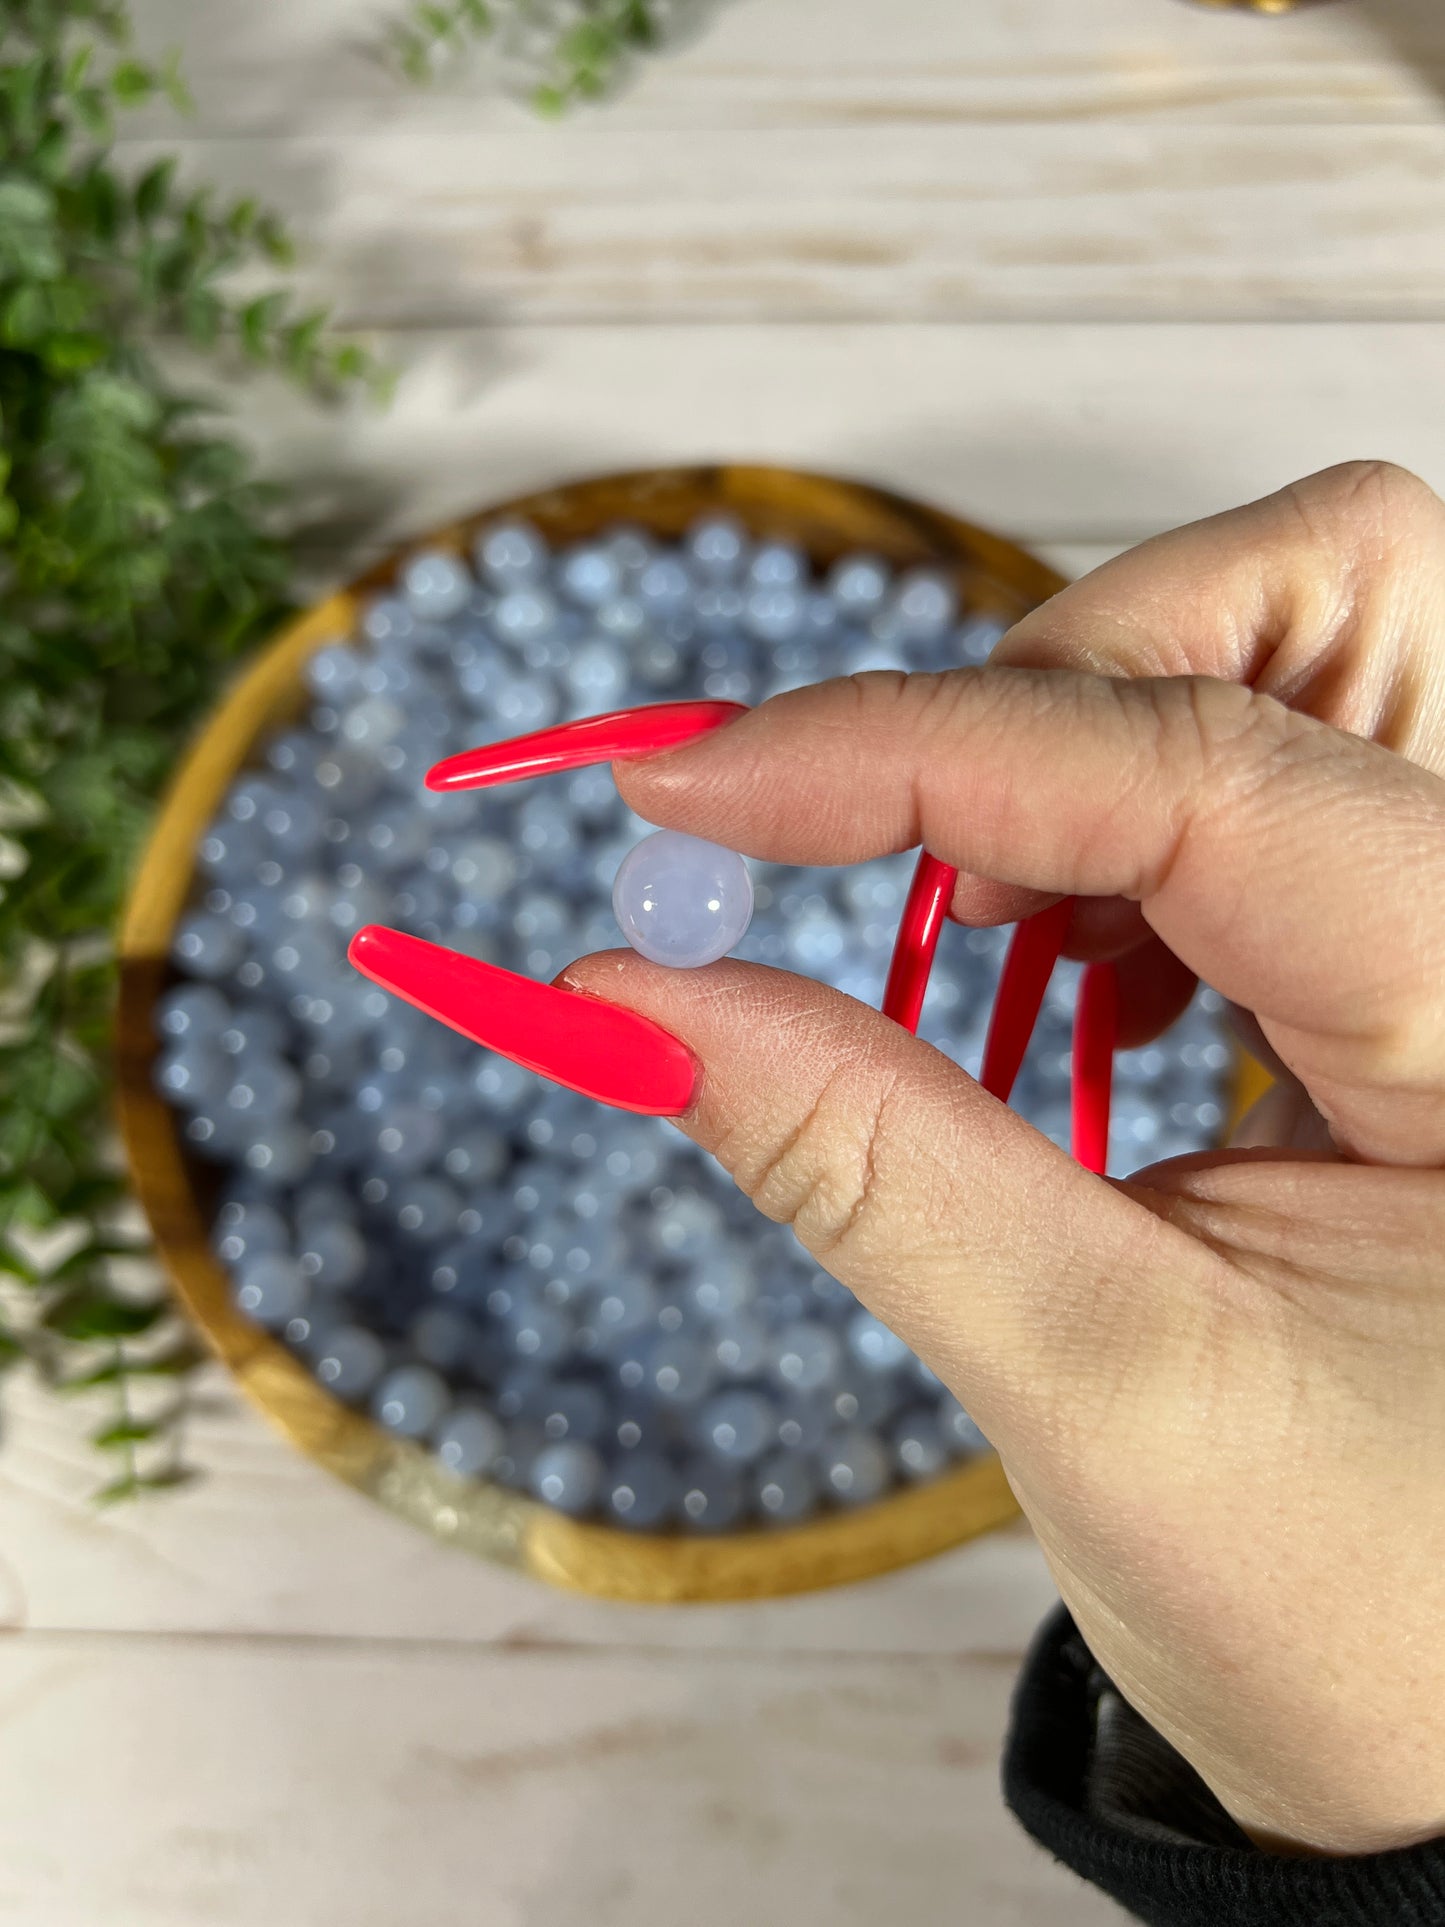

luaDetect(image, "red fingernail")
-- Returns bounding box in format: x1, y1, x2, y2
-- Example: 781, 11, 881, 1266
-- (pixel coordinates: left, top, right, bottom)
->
425, 700, 749, 794
1070, 960, 1117, 1176
979, 898, 1073, 1104
347, 926, 699, 1116
882, 852, 957, 1034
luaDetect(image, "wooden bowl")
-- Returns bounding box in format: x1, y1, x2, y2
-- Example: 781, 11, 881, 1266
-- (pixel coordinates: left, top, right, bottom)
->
115, 463, 1259, 1601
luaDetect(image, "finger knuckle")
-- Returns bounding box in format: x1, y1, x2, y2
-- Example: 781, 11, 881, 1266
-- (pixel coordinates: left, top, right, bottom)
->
740, 1063, 899, 1261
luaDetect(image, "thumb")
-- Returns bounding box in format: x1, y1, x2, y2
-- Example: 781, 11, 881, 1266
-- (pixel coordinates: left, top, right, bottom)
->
557, 949, 1216, 1450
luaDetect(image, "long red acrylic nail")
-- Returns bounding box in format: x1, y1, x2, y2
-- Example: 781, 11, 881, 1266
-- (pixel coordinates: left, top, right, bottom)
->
347, 926, 699, 1116
1071, 959, 1117, 1176
978, 897, 1073, 1104
882, 852, 957, 1034
426, 700, 748, 794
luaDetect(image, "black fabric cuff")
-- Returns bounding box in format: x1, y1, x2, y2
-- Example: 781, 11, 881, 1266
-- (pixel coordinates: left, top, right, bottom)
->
1002, 1604, 1445, 1927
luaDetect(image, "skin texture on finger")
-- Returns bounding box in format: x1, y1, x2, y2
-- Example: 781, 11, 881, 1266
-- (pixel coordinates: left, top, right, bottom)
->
558, 949, 1217, 1440
614, 668, 1445, 1164
996, 461, 1445, 770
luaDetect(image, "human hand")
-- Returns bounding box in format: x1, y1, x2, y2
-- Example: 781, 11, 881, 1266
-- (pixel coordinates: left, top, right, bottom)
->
560, 463, 1445, 1856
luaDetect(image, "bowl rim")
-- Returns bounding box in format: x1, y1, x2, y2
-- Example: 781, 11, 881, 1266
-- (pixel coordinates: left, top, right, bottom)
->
114, 461, 1260, 1601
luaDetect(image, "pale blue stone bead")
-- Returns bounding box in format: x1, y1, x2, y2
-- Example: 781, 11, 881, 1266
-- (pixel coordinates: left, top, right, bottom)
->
266, 729, 326, 785
450, 834, 518, 904
292, 1182, 354, 1228
515, 798, 575, 864
240, 1119, 315, 1185
440, 1126, 509, 1188
827, 553, 890, 614
685, 515, 748, 580
892, 1407, 949, 1481
646, 1333, 715, 1406
155, 1040, 229, 1111
257, 790, 325, 861
490, 587, 562, 653
936, 1393, 990, 1456
172, 911, 246, 980
786, 908, 847, 974
529, 1440, 603, 1514
409, 1306, 475, 1372
829, 1368, 901, 1432
504, 1298, 571, 1367
312, 741, 390, 813
769, 1320, 843, 1394
296, 1218, 368, 1289
637, 554, 695, 611
605, 1450, 675, 1530
474, 1054, 533, 1114
747, 541, 807, 589
234, 1253, 308, 1328
371, 1105, 445, 1175
435, 1404, 506, 1478
337, 695, 407, 759
401, 549, 473, 623
212, 1200, 289, 1267
694, 584, 745, 635
819, 1427, 891, 1506
773, 1395, 830, 1454
156, 983, 230, 1044
564, 639, 627, 709
632, 634, 684, 687
596, 599, 649, 649
557, 545, 623, 609
889, 568, 957, 644
309, 1323, 386, 1399
846, 1309, 912, 1374
563, 762, 621, 827
697, 1388, 774, 1464
612, 830, 753, 969
535, 1379, 609, 1444
390, 1177, 462, 1241
304, 643, 365, 705
742, 585, 806, 645
709, 1314, 768, 1380
687, 1250, 752, 1321
475, 519, 549, 590
359, 596, 415, 649
678, 1460, 745, 1533
604, 525, 656, 579
955, 611, 1011, 665
217, 1004, 288, 1061
591, 1276, 659, 1339
224, 1056, 303, 1120
372, 1364, 448, 1439
754, 1453, 819, 1524
493, 673, 559, 734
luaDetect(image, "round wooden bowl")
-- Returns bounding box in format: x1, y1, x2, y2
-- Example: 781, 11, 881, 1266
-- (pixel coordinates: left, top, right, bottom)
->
115, 463, 1264, 1601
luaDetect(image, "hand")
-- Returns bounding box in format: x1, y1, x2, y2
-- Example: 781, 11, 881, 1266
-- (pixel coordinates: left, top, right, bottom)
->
561, 462, 1445, 1856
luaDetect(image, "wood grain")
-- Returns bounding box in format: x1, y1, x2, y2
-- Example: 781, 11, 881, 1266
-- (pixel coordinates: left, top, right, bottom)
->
0, 1635, 1128, 1927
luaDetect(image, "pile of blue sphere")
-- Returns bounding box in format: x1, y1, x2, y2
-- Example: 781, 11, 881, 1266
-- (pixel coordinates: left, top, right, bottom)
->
155, 513, 1232, 1532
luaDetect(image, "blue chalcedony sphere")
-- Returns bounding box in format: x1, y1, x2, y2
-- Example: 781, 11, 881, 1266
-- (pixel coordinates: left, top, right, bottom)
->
611, 829, 754, 968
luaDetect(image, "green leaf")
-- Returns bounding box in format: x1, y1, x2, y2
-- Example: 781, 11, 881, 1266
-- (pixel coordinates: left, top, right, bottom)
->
134, 157, 177, 222
110, 60, 156, 104
62, 1342, 202, 1391
240, 290, 288, 359
93, 1416, 169, 1449
43, 1290, 166, 1341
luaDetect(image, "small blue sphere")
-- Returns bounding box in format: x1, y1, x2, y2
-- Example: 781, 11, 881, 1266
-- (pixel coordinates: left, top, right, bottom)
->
612, 830, 753, 969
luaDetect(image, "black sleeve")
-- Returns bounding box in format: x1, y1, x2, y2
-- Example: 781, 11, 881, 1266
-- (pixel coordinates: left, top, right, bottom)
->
1002, 1604, 1445, 1926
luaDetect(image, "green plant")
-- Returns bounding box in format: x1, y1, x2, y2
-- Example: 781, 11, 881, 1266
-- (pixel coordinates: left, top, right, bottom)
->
0, 0, 381, 1498
386, 0, 664, 113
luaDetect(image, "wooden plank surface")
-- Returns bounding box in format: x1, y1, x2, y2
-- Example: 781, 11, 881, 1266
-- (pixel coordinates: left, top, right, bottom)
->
0, 1637, 1123, 1927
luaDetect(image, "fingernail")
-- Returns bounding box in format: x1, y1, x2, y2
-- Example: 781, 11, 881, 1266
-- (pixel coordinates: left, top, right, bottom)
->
882, 852, 957, 1034
425, 700, 749, 794
347, 925, 700, 1116
978, 898, 1073, 1104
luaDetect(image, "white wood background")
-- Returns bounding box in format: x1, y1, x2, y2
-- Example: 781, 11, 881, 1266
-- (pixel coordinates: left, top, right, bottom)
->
7, 1, 1445, 1920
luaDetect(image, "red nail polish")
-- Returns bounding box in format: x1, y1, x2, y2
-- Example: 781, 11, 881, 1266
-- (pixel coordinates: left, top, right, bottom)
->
1071, 960, 1117, 1176
425, 700, 748, 794
978, 898, 1073, 1104
882, 852, 957, 1034
347, 926, 699, 1116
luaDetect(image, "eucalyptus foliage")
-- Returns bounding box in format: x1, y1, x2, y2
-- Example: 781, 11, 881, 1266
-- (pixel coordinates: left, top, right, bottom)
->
386, 0, 663, 112
0, 0, 379, 1497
